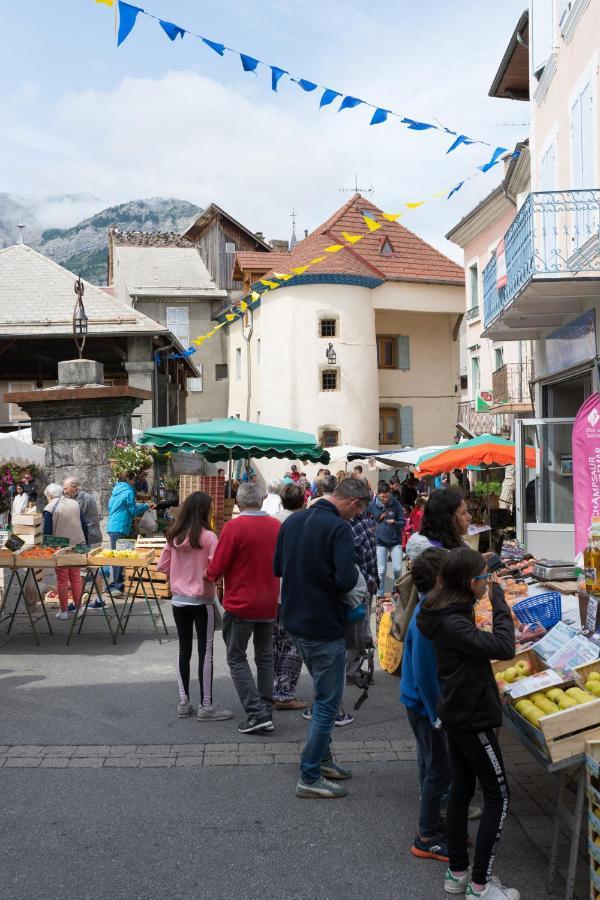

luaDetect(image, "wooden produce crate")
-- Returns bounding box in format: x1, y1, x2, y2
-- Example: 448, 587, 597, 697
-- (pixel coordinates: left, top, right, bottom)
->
14, 531, 42, 546
55, 547, 89, 567
585, 742, 600, 898
12, 512, 42, 527
179, 475, 225, 534
87, 547, 154, 568
13, 547, 59, 569
507, 679, 600, 763
124, 537, 171, 598
0, 547, 15, 566
492, 647, 548, 679
574, 660, 600, 689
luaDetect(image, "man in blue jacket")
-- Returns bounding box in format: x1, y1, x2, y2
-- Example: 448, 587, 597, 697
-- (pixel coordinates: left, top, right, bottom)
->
367, 484, 405, 596
274, 477, 371, 799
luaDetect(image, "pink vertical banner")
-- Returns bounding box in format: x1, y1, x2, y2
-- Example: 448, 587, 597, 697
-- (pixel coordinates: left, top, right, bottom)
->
573, 392, 600, 556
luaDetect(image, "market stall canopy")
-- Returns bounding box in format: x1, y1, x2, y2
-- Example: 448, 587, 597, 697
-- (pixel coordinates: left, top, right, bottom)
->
0, 434, 46, 468
347, 445, 449, 467
139, 418, 330, 463
326, 444, 378, 464
415, 435, 536, 477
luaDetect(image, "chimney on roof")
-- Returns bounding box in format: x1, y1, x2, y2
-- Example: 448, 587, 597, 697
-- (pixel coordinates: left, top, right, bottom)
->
255, 231, 265, 241
304, 229, 308, 239
270, 239, 289, 252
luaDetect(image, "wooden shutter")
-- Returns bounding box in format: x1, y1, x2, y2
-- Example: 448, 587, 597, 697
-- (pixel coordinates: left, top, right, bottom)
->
396, 336, 410, 370
400, 406, 414, 446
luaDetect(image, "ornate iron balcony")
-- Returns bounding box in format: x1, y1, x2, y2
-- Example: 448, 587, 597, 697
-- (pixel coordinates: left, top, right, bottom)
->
465, 305, 480, 321
483, 189, 600, 329
492, 361, 534, 407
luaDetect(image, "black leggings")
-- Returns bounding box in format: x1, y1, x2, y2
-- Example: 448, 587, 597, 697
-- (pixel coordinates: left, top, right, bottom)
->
172, 604, 215, 707
446, 728, 509, 886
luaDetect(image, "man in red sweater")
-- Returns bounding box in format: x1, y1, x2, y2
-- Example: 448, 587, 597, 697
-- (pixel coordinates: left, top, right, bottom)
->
206, 482, 281, 734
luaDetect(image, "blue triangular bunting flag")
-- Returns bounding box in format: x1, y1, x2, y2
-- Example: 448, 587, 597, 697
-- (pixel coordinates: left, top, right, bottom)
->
117, 1, 143, 46
478, 146, 507, 173
401, 117, 436, 131
202, 37, 225, 56
240, 53, 260, 73
159, 20, 185, 41
339, 95, 364, 111
293, 78, 318, 92
370, 107, 389, 125
447, 181, 465, 199
447, 134, 477, 153
271, 66, 287, 91
320, 88, 341, 107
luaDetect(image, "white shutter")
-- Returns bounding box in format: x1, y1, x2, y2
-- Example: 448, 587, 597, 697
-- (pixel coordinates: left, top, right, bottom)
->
166, 307, 189, 346
396, 336, 410, 370
400, 406, 414, 446
571, 93, 583, 187
580, 79, 594, 188
531, 0, 555, 75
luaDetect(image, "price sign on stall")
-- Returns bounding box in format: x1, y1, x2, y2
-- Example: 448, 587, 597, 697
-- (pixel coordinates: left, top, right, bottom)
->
42, 536, 69, 548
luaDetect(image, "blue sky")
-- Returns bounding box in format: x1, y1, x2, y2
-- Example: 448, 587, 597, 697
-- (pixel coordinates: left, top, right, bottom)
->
1, 0, 529, 258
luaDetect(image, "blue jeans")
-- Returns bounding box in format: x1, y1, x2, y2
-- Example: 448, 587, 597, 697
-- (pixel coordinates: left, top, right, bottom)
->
376, 544, 402, 596
108, 531, 127, 590
407, 707, 451, 837
292, 635, 346, 783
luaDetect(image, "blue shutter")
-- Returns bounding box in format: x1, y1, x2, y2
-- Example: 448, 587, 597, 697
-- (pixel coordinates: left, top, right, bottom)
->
400, 406, 414, 446
396, 335, 410, 370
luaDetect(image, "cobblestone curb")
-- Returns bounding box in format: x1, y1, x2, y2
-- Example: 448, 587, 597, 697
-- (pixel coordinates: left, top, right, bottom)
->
0, 739, 417, 769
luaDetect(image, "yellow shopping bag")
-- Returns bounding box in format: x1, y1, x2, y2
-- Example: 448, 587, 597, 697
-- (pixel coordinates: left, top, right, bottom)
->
377, 609, 403, 674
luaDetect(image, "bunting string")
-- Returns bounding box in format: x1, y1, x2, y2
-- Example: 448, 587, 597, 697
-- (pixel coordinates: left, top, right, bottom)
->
98, 1, 512, 167
164, 150, 519, 360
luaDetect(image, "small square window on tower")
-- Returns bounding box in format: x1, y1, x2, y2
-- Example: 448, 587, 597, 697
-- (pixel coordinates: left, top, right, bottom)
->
321, 429, 340, 447
319, 318, 338, 338
321, 369, 338, 391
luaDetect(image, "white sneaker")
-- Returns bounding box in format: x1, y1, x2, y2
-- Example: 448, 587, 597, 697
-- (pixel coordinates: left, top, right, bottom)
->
445, 868, 472, 894
55, 611, 69, 620
467, 877, 520, 899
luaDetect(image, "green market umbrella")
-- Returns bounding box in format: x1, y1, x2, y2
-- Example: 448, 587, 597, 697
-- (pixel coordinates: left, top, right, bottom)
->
139, 418, 330, 464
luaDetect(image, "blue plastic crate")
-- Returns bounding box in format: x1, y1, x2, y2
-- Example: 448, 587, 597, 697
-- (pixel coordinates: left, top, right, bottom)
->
512, 592, 562, 630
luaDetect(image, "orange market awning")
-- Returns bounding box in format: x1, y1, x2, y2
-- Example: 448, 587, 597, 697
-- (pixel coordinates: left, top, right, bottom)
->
415, 435, 536, 477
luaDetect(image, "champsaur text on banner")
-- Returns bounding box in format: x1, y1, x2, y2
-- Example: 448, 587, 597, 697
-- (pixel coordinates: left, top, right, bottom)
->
573, 393, 600, 557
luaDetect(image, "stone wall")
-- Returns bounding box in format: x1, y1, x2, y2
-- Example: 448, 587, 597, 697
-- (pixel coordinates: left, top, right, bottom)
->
20, 396, 140, 517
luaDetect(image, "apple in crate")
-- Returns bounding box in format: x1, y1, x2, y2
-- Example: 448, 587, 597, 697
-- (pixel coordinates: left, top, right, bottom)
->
514, 659, 532, 676
502, 667, 518, 684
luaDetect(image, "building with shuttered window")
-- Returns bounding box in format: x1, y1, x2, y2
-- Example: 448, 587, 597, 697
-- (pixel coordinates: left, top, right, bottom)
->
228, 194, 464, 475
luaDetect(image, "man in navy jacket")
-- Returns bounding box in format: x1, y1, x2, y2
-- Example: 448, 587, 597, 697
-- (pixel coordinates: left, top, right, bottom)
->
274, 477, 371, 799
367, 484, 405, 596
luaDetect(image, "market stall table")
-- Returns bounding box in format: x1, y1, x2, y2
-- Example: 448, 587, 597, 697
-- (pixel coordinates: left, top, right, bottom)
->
88, 548, 169, 640
66, 549, 123, 646
0, 547, 54, 646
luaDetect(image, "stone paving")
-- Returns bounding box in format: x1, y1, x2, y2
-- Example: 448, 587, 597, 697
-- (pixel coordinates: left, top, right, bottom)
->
0, 738, 417, 768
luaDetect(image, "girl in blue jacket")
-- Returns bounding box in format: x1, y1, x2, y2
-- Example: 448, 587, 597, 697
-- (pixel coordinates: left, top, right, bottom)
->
106, 471, 152, 592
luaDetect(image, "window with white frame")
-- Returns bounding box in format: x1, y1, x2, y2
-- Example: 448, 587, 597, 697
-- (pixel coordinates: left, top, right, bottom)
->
471, 357, 480, 398
494, 347, 504, 372
235, 347, 242, 381
166, 307, 189, 347
187, 369, 203, 392
468, 263, 479, 309
225, 241, 236, 254
531, 0, 555, 77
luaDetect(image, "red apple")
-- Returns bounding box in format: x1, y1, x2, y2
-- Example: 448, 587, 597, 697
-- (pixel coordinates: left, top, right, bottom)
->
515, 659, 532, 676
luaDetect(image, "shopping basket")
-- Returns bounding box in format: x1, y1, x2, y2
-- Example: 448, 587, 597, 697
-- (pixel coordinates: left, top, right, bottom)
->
512, 592, 562, 630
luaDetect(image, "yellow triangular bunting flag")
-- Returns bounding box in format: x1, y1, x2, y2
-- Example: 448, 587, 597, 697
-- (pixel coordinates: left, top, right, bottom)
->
239, 300, 248, 312
341, 231, 363, 244
324, 244, 344, 253
214, 322, 226, 330
96, 0, 114, 5
225, 313, 238, 322
292, 265, 309, 275
363, 216, 382, 232
250, 291, 261, 302
273, 272, 293, 281
405, 201, 425, 209
382, 212, 402, 222
192, 335, 208, 347
309, 256, 326, 264
260, 279, 279, 289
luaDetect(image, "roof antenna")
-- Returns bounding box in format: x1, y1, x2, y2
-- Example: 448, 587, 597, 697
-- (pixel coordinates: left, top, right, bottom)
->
340, 173, 374, 197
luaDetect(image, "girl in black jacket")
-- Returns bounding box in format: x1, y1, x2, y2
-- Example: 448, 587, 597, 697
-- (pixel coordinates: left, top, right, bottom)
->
417, 548, 518, 900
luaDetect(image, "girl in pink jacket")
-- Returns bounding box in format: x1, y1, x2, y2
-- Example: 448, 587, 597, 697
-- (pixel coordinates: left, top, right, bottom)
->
158, 492, 232, 721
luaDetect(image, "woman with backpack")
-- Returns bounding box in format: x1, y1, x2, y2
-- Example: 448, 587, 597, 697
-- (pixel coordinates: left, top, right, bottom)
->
417, 547, 518, 900
157, 491, 232, 722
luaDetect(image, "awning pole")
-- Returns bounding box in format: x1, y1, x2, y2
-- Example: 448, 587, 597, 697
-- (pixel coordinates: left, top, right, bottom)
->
227, 449, 233, 499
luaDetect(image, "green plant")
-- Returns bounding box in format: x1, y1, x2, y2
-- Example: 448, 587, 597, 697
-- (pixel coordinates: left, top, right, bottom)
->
164, 476, 180, 491
108, 442, 156, 481
473, 481, 502, 497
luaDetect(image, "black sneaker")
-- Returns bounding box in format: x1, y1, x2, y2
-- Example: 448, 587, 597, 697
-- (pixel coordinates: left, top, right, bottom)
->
238, 714, 274, 734
411, 833, 449, 862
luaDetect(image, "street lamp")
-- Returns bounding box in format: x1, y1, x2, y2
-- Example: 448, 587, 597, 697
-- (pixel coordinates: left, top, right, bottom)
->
73, 275, 88, 359
326, 342, 337, 365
